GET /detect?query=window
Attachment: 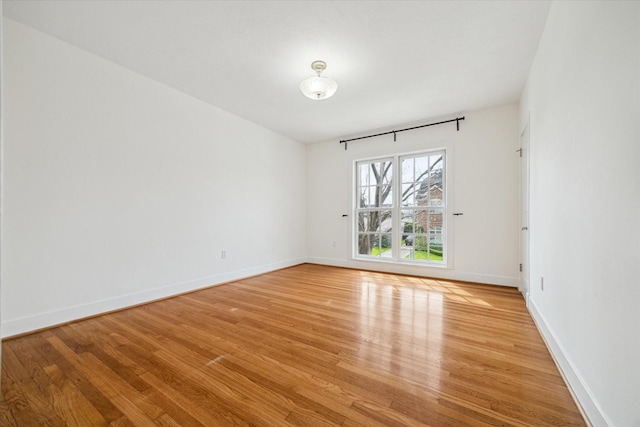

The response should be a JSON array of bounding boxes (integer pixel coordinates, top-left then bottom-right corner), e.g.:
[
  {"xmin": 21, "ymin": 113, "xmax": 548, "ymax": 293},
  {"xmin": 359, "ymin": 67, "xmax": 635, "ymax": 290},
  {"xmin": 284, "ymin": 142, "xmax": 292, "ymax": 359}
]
[
  {"xmin": 356, "ymin": 159, "xmax": 394, "ymax": 258},
  {"xmin": 355, "ymin": 151, "xmax": 446, "ymax": 265}
]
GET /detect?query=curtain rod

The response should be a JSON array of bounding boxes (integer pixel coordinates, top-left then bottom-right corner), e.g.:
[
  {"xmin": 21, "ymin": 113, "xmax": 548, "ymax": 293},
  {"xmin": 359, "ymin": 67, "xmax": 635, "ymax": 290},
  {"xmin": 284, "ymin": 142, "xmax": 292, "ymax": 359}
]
[{"xmin": 339, "ymin": 116, "xmax": 465, "ymax": 150}]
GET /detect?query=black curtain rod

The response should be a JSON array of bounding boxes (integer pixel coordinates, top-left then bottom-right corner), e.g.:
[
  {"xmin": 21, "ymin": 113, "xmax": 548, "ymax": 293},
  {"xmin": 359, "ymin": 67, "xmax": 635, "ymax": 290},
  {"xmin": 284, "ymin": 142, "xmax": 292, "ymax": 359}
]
[{"xmin": 339, "ymin": 116, "xmax": 465, "ymax": 150}]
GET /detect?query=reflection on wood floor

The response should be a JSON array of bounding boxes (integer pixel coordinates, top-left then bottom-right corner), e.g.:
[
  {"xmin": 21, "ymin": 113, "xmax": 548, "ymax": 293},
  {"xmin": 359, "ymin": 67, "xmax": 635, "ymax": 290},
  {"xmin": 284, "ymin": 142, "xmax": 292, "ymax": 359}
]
[{"xmin": 1, "ymin": 264, "xmax": 585, "ymax": 426}]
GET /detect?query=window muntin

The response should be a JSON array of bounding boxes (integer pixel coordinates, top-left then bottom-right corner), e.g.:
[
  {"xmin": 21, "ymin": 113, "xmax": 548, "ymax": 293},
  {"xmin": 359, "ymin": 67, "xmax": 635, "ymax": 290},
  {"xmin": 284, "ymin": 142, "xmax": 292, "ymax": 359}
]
[{"xmin": 355, "ymin": 151, "xmax": 446, "ymax": 265}]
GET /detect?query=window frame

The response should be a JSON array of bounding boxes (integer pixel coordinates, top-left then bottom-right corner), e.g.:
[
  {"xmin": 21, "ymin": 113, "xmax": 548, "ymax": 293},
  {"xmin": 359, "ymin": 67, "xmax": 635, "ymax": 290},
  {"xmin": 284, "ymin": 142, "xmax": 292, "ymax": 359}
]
[{"xmin": 353, "ymin": 149, "xmax": 448, "ymax": 267}]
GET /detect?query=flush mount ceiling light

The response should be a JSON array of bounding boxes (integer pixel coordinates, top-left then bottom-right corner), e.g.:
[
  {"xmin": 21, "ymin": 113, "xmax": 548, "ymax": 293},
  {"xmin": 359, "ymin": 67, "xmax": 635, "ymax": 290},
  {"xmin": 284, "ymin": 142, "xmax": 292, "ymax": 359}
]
[{"xmin": 300, "ymin": 60, "xmax": 337, "ymax": 100}]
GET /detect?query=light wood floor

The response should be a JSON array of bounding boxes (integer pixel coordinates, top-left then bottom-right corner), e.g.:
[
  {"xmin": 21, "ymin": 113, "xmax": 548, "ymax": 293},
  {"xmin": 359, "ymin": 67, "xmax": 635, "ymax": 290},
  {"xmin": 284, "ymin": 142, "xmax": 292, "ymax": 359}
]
[{"xmin": 1, "ymin": 264, "xmax": 585, "ymax": 426}]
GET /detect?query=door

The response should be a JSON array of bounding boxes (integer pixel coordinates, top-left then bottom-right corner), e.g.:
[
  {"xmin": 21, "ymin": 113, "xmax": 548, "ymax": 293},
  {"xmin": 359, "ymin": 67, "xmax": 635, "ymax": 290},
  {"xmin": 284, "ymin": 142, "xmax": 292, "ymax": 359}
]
[{"xmin": 519, "ymin": 124, "xmax": 530, "ymax": 300}]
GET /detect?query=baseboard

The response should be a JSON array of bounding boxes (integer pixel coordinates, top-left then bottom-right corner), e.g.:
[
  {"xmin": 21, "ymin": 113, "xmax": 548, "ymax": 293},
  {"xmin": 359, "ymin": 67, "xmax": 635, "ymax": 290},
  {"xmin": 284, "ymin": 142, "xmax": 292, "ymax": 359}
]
[
  {"xmin": 1, "ymin": 257, "xmax": 306, "ymax": 338},
  {"xmin": 527, "ymin": 300, "xmax": 610, "ymax": 427},
  {"xmin": 306, "ymin": 256, "xmax": 519, "ymax": 287}
]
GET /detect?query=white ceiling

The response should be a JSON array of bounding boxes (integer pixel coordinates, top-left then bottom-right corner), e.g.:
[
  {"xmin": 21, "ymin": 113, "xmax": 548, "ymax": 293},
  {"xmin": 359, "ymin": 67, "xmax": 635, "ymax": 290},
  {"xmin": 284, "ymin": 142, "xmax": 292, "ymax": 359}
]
[{"xmin": 3, "ymin": 0, "xmax": 551, "ymax": 143}]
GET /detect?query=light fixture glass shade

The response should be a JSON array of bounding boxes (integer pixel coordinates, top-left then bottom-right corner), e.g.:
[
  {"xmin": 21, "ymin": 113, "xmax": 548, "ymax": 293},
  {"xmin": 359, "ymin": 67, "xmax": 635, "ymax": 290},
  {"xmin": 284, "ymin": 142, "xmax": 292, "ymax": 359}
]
[
  {"xmin": 300, "ymin": 60, "xmax": 337, "ymax": 100},
  {"xmin": 300, "ymin": 76, "xmax": 338, "ymax": 100}
]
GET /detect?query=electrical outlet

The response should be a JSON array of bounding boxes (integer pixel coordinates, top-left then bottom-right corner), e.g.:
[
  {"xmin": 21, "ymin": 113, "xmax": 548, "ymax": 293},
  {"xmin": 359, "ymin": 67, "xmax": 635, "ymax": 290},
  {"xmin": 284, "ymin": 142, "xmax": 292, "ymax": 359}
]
[
  {"xmin": 221, "ymin": 250, "xmax": 227, "ymax": 259},
  {"xmin": 540, "ymin": 276, "xmax": 544, "ymax": 291},
  {"xmin": 332, "ymin": 241, "xmax": 336, "ymax": 247}
]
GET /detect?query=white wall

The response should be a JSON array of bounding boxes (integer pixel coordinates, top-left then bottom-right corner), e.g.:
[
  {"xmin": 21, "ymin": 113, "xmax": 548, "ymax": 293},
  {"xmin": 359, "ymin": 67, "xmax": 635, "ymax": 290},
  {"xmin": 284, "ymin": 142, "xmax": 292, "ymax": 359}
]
[
  {"xmin": 1, "ymin": 18, "xmax": 307, "ymax": 337},
  {"xmin": 306, "ymin": 104, "xmax": 520, "ymax": 286},
  {"xmin": 0, "ymin": 1, "xmax": 4, "ymax": 369},
  {"xmin": 520, "ymin": 2, "xmax": 640, "ymax": 426}
]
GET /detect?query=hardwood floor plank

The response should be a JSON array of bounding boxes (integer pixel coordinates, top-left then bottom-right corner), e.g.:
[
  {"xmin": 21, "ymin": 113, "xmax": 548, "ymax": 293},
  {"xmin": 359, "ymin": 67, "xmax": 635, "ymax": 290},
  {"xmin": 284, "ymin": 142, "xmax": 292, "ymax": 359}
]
[
  {"xmin": 1, "ymin": 345, "xmax": 65, "ymax": 426},
  {"xmin": 154, "ymin": 413, "xmax": 184, "ymax": 427},
  {"xmin": 138, "ymin": 371, "xmax": 239, "ymax": 427},
  {"xmin": 150, "ymin": 348, "xmax": 290, "ymax": 426},
  {"xmin": 47, "ymin": 336, "xmax": 158, "ymax": 426},
  {"xmin": 106, "ymin": 343, "xmax": 252, "ymax": 426},
  {"xmin": 33, "ymin": 331, "xmax": 124, "ymax": 424},
  {"xmin": 42, "ymin": 364, "xmax": 108, "ymax": 427},
  {"xmin": 1, "ymin": 264, "xmax": 586, "ymax": 426},
  {"xmin": 147, "ymin": 320, "xmax": 396, "ymax": 426}
]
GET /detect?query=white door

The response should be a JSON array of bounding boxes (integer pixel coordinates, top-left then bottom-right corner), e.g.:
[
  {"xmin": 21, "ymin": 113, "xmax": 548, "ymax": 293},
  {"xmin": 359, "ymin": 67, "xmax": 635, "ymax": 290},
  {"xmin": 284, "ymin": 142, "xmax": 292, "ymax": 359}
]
[{"xmin": 519, "ymin": 124, "xmax": 530, "ymax": 301}]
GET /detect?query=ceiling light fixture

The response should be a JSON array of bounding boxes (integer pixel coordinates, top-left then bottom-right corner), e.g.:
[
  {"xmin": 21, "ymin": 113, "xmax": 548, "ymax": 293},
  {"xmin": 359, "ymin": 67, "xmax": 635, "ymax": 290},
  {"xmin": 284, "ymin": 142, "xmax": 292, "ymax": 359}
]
[{"xmin": 300, "ymin": 60, "xmax": 337, "ymax": 100}]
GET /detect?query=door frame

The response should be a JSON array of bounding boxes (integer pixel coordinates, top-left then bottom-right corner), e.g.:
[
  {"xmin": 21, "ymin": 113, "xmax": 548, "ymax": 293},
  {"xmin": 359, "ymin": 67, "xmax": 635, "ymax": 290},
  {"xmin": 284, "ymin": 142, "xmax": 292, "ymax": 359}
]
[{"xmin": 519, "ymin": 122, "xmax": 530, "ymax": 302}]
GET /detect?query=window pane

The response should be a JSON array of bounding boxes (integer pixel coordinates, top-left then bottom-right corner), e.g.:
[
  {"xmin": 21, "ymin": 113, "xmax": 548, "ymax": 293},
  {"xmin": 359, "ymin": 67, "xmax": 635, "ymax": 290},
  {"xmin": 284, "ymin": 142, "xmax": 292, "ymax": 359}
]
[
  {"xmin": 415, "ymin": 181, "xmax": 429, "ymax": 206},
  {"xmin": 370, "ymin": 162, "xmax": 382, "ymax": 187},
  {"xmin": 428, "ymin": 156, "xmax": 444, "ymax": 206},
  {"xmin": 401, "ymin": 241, "xmax": 414, "ymax": 259},
  {"xmin": 379, "ymin": 162, "xmax": 393, "ymax": 207},
  {"xmin": 371, "ymin": 234, "xmax": 381, "ymax": 257},
  {"xmin": 368, "ymin": 186, "xmax": 377, "ymax": 207},
  {"xmin": 401, "ymin": 158, "xmax": 414, "ymax": 183},
  {"xmin": 358, "ymin": 186, "xmax": 380, "ymax": 208},
  {"xmin": 430, "ymin": 154, "xmax": 443, "ymax": 171},
  {"xmin": 415, "ymin": 156, "xmax": 429, "ymax": 181},
  {"xmin": 429, "ymin": 208, "xmax": 443, "ymax": 232},
  {"xmin": 368, "ymin": 210, "xmax": 380, "ymax": 232},
  {"xmin": 401, "ymin": 182, "xmax": 417, "ymax": 206},
  {"xmin": 400, "ymin": 209, "xmax": 414, "ymax": 233},
  {"xmin": 358, "ymin": 163, "xmax": 370, "ymax": 186},
  {"xmin": 357, "ymin": 212, "xmax": 369, "ymax": 232},
  {"xmin": 379, "ymin": 161, "xmax": 393, "ymax": 181},
  {"xmin": 371, "ymin": 233, "xmax": 391, "ymax": 257},
  {"xmin": 378, "ymin": 210, "xmax": 393, "ymax": 232},
  {"xmin": 357, "ymin": 187, "xmax": 368, "ymax": 208},
  {"xmin": 414, "ymin": 235, "xmax": 428, "ymax": 252},
  {"xmin": 381, "ymin": 183, "xmax": 393, "ymax": 206},
  {"xmin": 412, "ymin": 235, "xmax": 429, "ymax": 260},
  {"xmin": 380, "ymin": 233, "xmax": 392, "ymax": 253},
  {"xmin": 358, "ymin": 234, "xmax": 371, "ymax": 255},
  {"xmin": 415, "ymin": 209, "xmax": 428, "ymax": 233},
  {"xmin": 429, "ymin": 185, "xmax": 443, "ymax": 206},
  {"xmin": 361, "ymin": 210, "xmax": 392, "ymax": 233}
]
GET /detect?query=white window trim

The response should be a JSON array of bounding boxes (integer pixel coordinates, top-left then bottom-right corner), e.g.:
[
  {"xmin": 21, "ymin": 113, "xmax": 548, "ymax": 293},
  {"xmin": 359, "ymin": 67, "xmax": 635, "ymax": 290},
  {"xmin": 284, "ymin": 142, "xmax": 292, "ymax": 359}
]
[{"xmin": 352, "ymin": 149, "xmax": 449, "ymax": 267}]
